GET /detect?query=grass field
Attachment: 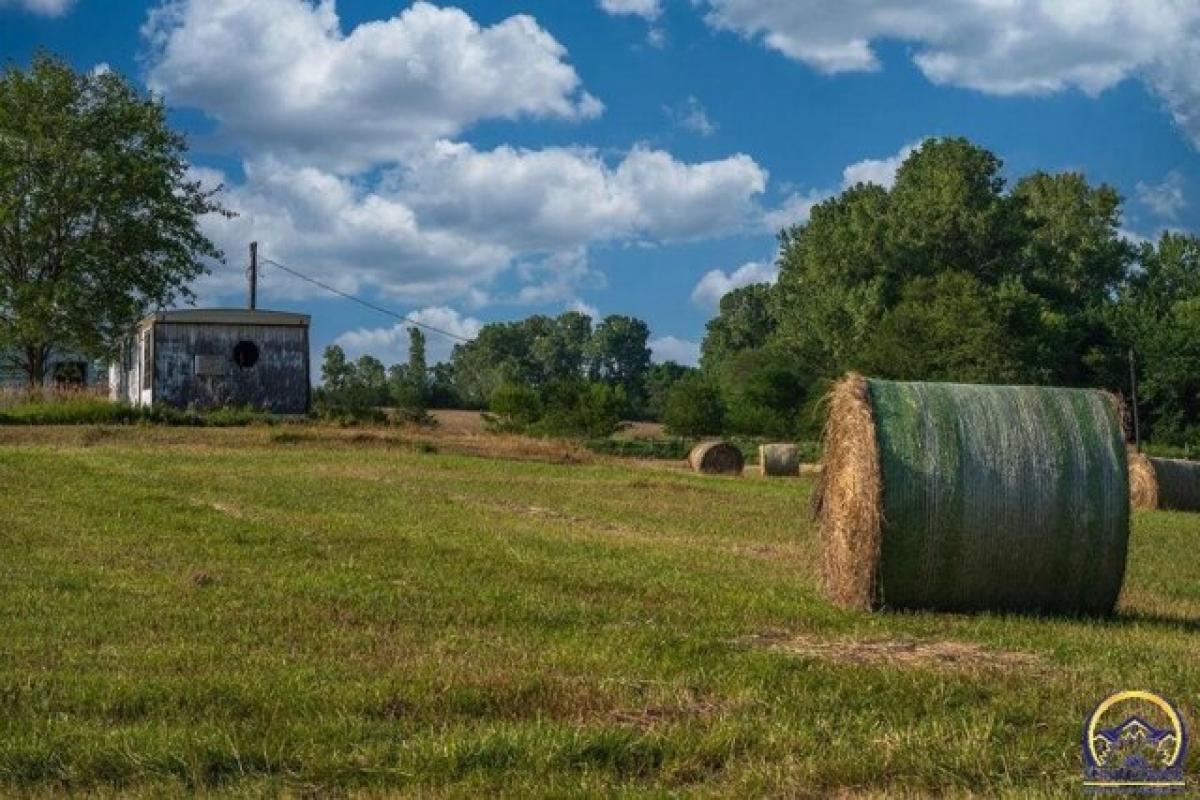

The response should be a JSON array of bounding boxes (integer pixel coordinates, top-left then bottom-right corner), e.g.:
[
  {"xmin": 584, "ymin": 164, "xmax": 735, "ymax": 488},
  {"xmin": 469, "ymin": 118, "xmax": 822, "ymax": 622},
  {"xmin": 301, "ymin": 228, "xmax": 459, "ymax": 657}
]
[{"xmin": 1, "ymin": 425, "xmax": 1198, "ymax": 797}]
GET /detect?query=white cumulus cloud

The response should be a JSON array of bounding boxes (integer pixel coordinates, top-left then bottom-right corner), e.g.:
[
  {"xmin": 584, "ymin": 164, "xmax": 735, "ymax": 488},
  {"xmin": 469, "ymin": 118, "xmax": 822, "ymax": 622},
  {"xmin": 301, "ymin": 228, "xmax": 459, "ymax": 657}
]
[
  {"xmin": 192, "ymin": 142, "xmax": 768, "ymax": 307},
  {"xmin": 841, "ymin": 140, "xmax": 921, "ymax": 189},
  {"xmin": 699, "ymin": 1, "xmax": 1200, "ymax": 147},
  {"xmin": 0, "ymin": 0, "xmax": 72, "ymax": 15},
  {"xmin": 567, "ymin": 298, "xmax": 601, "ymax": 320},
  {"xmin": 333, "ymin": 307, "xmax": 483, "ymax": 366},
  {"xmin": 402, "ymin": 140, "xmax": 767, "ymax": 248},
  {"xmin": 764, "ymin": 139, "xmax": 922, "ymax": 231},
  {"xmin": 649, "ymin": 336, "xmax": 701, "ymax": 366},
  {"xmin": 666, "ymin": 96, "xmax": 717, "ymax": 137},
  {"xmin": 144, "ymin": 0, "xmax": 602, "ymax": 171},
  {"xmin": 1136, "ymin": 171, "xmax": 1187, "ymax": 221},
  {"xmin": 598, "ymin": 0, "xmax": 661, "ymax": 21},
  {"xmin": 691, "ymin": 261, "xmax": 778, "ymax": 309}
]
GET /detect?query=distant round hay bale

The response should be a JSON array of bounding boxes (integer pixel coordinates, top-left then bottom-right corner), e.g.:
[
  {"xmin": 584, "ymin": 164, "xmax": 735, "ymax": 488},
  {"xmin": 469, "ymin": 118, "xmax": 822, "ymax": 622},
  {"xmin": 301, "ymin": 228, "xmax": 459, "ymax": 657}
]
[
  {"xmin": 688, "ymin": 441, "xmax": 744, "ymax": 476},
  {"xmin": 1128, "ymin": 451, "xmax": 1159, "ymax": 511},
  {"xmin": 816, "ymin": 373, "xmax": 1130, "ymax": 615},
  {"xmin": 760, "ymin": 443, "xmax": 801, "ymax": 477},
  {"xmin": 1132, "ymin": 456, "xmax": 1200, "ymax": 511}
]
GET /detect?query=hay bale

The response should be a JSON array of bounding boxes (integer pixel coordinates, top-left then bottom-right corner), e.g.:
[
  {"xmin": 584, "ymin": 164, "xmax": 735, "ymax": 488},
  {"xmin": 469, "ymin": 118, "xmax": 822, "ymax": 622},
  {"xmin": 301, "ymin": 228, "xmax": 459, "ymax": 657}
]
[
  {"xmin": 688, "ymin": 441, "xmax": 744, "ymax": 476},
  {"xmin": 1135, "ymin": 456, "xmax": 1200, "ymax": 511},
  {"xmin": 816, "ymin": 374, "xmax": 1130, "ymax": 615},
  {"xmin": 760, "ymin": 443, "xmax": 802, "ymax": 477},
  {"xmin": 1128, "ymin": 450, "xmax": 1159, "ymax": 511}
]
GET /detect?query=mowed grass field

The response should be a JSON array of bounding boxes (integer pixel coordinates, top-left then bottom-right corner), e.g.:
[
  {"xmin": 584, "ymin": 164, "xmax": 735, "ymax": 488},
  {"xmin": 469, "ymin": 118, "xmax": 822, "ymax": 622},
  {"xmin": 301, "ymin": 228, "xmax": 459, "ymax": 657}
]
[{"xmin": 1, "ymin": 426, "xmax": 1199, "ymax": 797}]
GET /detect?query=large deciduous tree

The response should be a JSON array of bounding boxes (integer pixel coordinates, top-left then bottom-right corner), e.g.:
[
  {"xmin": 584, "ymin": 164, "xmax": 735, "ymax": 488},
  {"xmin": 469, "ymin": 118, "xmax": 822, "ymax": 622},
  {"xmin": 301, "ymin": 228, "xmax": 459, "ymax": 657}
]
[
  {"xmin": 0, "ymin": 54, "xmax": 226, "ymax": 384},
  {"xmin": 765, "ymin": 137, "xmax": 1134, "ymax": 391}
]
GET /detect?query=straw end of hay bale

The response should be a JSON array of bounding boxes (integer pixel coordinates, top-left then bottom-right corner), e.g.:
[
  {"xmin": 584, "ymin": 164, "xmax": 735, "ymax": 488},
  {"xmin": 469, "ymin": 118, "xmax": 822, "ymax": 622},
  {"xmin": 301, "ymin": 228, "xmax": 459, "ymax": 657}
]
[
  {"xmin": 816, "ymin": 373, "xmax": 882, "ymax": 611},
  {"xmin": 688, "ymin": 440, "xmax": 744, "ymax": 476},
  {"xmin": 1128, "ymin": 449, "xmax": 1159, "ymax": 511},
  {"xmin": 760, "ymin": 443, "xmax": 802, "ymax": 477}
]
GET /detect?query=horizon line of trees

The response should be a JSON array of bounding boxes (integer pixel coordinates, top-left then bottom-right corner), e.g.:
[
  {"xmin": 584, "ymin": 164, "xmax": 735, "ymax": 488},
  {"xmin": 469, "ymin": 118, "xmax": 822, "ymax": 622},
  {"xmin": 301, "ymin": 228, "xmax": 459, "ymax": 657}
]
[
  {"xmin": 323, "ymin": 138, "xmax": 1200, "ymax": 447},
  {"xmin": 4, "ymin": 55, "xmax": 1199, "ymax": 447}
]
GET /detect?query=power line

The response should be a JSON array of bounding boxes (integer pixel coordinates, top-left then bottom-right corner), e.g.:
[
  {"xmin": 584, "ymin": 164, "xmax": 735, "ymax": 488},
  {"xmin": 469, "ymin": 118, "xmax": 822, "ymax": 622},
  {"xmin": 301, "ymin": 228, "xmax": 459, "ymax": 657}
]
[{"xmin": 256, "ymin": 255, "xmax": 473, "ymax": 344}]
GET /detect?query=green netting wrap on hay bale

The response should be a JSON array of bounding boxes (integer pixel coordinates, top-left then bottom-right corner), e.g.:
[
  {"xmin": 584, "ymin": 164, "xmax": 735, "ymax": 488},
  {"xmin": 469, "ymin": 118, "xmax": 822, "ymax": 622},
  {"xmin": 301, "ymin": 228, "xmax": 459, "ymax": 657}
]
[
  {"xmin": 760, "ymin": 443, "xmax": 801, "ymax": 477},
  {"xmin": 817, "ymin": 374, "xmax": 1130, "ymax": 615},
  {"xmin": 1133, "ymin": 456, "xmax": 1200, "ymax": 511}
]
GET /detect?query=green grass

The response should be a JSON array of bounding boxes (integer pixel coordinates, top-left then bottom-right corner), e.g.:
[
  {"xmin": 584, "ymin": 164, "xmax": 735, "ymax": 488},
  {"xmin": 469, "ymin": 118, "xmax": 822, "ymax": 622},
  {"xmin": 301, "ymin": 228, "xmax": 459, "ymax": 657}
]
[
  {"xmin": 0, "ymin": 426, "xmax": 1198, "ymax": 796},
  {"xmin": 0, "ymin": 398, "xmax": 279, "ymax": 427},
  {"xmin": 587, "ymin": 436, "xmax": 821, "ymax": 464}
]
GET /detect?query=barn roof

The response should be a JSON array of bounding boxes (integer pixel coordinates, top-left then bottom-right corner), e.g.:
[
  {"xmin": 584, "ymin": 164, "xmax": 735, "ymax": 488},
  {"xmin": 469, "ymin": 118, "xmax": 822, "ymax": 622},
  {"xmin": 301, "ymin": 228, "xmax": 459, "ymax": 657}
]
[{"xmin": 138, "ymin": 309, "xmax": 311, "ymax": 328}]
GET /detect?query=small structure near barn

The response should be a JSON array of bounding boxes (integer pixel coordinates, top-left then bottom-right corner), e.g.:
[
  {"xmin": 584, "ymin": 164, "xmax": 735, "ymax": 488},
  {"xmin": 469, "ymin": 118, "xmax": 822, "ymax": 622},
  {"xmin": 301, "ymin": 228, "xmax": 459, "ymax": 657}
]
[
  {"xmin": 1, "ymin": 349, "xmax": 103, "ymax": 389},
  {"xmin": 109, "ymin": 308, "xmax": 311, "ymax": 414}
]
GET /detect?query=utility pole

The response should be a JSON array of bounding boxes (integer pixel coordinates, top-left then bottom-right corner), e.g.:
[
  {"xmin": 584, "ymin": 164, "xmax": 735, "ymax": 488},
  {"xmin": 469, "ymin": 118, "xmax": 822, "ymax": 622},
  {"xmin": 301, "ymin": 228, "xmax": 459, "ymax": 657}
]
[
  {"xmin": 1129, "ymin": 348, "xmax": 1141, "ymax": 452},
  {"xmin": 248, "ymin": 241, "xmax": 258, "ymax": 311}
]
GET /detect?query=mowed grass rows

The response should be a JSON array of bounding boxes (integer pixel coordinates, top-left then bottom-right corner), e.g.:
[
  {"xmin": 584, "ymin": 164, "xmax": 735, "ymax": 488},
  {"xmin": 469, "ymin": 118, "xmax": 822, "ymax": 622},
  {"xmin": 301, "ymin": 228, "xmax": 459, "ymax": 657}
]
[{"xmin": 0, "ymin": 427, "xmax": 1198, "ymax": 797}]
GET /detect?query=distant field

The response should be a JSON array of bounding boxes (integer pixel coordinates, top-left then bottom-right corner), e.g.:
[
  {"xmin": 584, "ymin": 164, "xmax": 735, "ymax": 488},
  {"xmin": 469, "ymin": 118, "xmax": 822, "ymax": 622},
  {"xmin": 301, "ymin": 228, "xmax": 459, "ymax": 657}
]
[
  {"xmin": 428, "ymin": 409, "xmax": 670, "ymax": 442},
  {"xmin": 0, "ymin": 425, "xmax": 1198, "ymax": 796}
]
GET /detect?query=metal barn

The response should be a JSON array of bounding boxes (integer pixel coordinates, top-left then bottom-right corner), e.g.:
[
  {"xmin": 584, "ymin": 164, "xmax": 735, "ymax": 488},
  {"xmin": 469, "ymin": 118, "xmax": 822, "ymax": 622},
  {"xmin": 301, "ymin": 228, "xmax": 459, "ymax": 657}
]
[{"xmin": 109, "ymin": 309, "xmax": 311, "ymax": 414}]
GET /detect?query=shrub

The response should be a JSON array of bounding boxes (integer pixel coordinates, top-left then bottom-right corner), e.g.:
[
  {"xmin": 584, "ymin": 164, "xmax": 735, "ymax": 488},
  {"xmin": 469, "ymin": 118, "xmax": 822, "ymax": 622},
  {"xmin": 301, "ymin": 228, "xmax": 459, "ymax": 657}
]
[
  {"xmin": 663, "ymin": 376, "xmax": 724, "ymax": 436},
  {"xmin": 0, "ymin": 393, "xmax": 278, "ymax": 427},
  {"xmin": 484, "ymin": 383, "xmax": 543, "ymax": 433},
  {"xmin": 485, "ymin": 380, "xmax": 625, "ymax": 438}
]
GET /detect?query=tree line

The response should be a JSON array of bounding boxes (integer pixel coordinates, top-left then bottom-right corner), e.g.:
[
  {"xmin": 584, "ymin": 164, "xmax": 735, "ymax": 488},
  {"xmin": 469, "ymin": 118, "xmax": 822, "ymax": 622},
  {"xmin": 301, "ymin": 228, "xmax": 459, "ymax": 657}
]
[
  {"xmin": 4, "ymin": 58, "xmax": 1199, "ymax": 446},
  {"xmin": 701, "ymin": 137, "xmax": 1200, "ymax": 445},
  {"xmin": 322, "ymin": 138, "xmax": 1200, "ymax": 446}
]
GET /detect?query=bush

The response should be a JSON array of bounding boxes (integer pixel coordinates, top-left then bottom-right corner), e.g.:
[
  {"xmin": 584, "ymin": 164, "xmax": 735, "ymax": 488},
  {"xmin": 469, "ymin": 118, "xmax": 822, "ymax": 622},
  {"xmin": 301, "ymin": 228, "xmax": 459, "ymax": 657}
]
[
  {"xmin": 485, "ymin": 380, "xmax": 625, "ymax": 438},
  {"xmin": 663, "ymin": 376, "xmax": 724, "ymax": 436},
  {"xmin": 585, "ymin": 437, "xmax": 693, "ymax": 459},
  {"xmin": 0, "ymin": 397, "xmax": 277, "ymax": 427},
  {"xmin": 484, "ymin": 383, "xmax": 543, "ymax": 432}
]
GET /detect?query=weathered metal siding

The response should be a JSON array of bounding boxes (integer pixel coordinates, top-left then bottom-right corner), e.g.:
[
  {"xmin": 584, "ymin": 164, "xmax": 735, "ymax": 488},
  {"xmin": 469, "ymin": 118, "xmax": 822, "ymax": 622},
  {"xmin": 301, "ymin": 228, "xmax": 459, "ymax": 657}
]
[{"xmin": 153, "ymin": 323, "xmax": 310, "ymax": 413}]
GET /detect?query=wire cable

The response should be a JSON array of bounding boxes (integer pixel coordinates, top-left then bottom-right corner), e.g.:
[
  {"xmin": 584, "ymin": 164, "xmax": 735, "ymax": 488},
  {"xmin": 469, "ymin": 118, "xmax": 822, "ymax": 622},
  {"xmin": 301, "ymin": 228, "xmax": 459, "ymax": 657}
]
[{"xmin": 256, "ymin": 256, "xmax": 473, "ymax": 343}]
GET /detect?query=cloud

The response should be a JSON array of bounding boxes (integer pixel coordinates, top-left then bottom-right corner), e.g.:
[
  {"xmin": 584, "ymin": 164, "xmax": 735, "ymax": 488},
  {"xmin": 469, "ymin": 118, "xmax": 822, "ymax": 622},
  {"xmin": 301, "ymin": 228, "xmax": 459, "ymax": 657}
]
[
  {"xmin": 567, "ymin": 298, "xmax": 601, "ymax": 320},
  {"xmin": 763, "ymin": 189, "xmax": 825, "ymax": 231},
  {"xmin": 144, "ymin": 0, "xmax": 602, "ymax": 170},
  {"xmin": 598, "ymin": 0, "xmax": 661, "ymax": 21},
  {"xmin": 189, "ymin": 159, "xmax": 513, "ymax": 306},
  {"xmin": 649, "ymin": 336, "xmax": 700, "ymax": 366},
  {"xmin": 333, "ymin": 307, "xmax": 482, "ymax": 366},
  {"xmin": 403, "ymin": 141, "xmax": 767, "ymax": 248},
  {"xmin": 666, "ymin": 96, "xmax": 717, "ymax": 137},
  {"xmin": 691, "ymin": 261, "xmax": 778, "ymax": 309},
  {"xmin": 763, "ymin": 139, "xmax": 923, "ymax": 231},
  {"xmin": 698, "ymin": 1, "xmax": 1200, "ymax": 147},
  {"xmin": 841, "ymin": 141, "xmax": 920, "ymax": 189},
  {"xmin": 0, "ymin": 0, "xmax": 72, "ymax": 15},
  {"xmin": 192, "ymin": 142, "xmax": 767, "ymax": 307},
  {"xmin": 1136, "ymin": 171, "xmax": 1187, "ymax": 221}
]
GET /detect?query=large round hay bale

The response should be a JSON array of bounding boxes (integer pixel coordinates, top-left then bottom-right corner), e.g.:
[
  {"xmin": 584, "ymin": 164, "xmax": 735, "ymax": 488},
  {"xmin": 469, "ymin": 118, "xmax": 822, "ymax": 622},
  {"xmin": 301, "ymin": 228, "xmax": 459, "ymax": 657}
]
[
  {"xmin": 1137, "ymin": 456, "xmax": 1200, "ymax": 511},
  {"xmin": 760, "ymin": 443, "xmax": 802, "ymax": 477},
  {"xmin": 688, "ymin": 441, "xmax": 744, "ymax": 476},
  {"xmin": 1128, "ymin": 451, "xmax": 1159, "ymax": 511},
  {"xmin": 817, "ymin": 373, "xmax": 1130, "ymax": 615}
]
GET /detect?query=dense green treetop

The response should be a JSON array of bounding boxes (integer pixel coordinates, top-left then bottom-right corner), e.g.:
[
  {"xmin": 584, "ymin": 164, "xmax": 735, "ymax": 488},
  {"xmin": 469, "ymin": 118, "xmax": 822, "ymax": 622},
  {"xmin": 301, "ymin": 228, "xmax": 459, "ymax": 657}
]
[{"xmin": 0, "ymin": 54, "xmax": 226, "ymax": 383}]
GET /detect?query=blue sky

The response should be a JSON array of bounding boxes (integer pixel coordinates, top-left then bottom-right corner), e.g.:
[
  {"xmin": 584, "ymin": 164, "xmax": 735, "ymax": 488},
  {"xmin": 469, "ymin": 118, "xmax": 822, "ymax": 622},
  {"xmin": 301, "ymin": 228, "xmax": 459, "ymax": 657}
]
[{"xmin": 3, "ymin": 0, "xmax": 1199, "ymax": 367}]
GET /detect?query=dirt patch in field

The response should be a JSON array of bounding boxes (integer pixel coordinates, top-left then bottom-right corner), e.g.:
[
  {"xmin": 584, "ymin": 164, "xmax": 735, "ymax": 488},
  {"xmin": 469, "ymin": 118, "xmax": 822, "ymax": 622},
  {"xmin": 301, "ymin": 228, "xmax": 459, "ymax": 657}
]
[
  {"xmin": 739, "ymin": 632, "xmax": 1040, "ymax": 671},
  {"xmin": 608, "ymin": 700, "xmax": 724, "ymax": 730},
  {"xmin": 612, "ymin": 420, "xmax": 667, "ymax": 440}
]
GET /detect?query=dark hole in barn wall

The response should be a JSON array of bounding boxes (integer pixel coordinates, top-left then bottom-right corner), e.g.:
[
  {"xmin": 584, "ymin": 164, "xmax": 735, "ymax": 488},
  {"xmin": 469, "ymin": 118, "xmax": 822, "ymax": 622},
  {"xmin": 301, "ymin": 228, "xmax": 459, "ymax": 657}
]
[
  {"xmin": 154, "ymin": 323, "xmax": 309, "ymax": 413},
  {"xmin": 233, "ymin": 341, "xmax": 260, "ymax": 369}
]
